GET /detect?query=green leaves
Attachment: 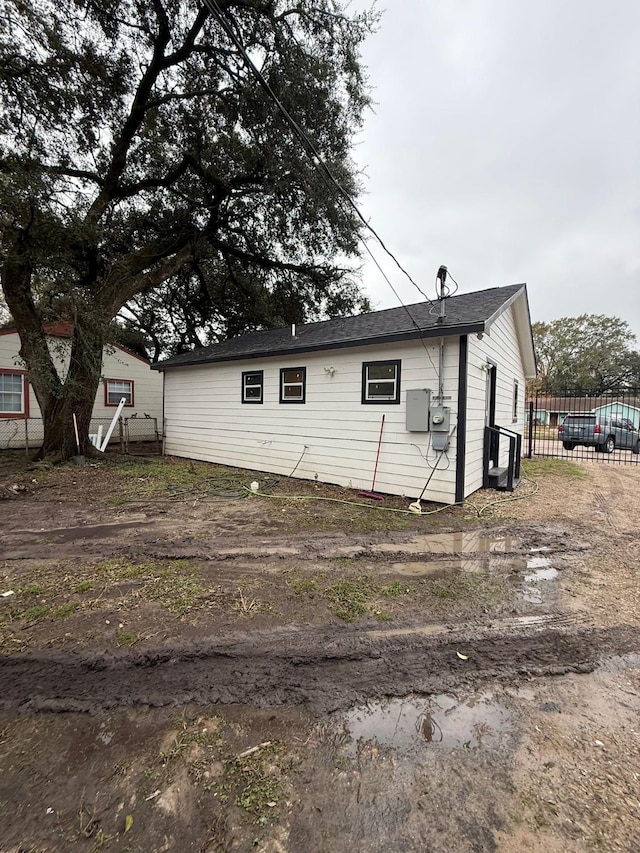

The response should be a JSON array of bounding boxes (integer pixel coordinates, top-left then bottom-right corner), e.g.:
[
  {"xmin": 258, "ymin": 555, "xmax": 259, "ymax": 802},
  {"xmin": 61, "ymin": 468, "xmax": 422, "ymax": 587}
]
[
  {"xmin": 533, "ymin": 315, "xmax": 639, "ymax": 393},
  {"xmin": 1, "ymin": 1, "xmax": 375, "ymax": 455}
]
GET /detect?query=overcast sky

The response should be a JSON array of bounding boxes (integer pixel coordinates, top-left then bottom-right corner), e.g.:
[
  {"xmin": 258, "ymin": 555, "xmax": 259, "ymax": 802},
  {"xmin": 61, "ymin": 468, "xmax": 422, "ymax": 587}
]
[{"xmin": 349, "ymin": 0, "xmax": 640, "ymax": 341}]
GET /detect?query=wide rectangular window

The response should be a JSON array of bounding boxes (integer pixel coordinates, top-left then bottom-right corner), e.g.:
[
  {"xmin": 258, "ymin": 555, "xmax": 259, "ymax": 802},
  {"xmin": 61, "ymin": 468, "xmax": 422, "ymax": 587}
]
[
  {"xmin": 362, "ymin": 360, "xmax": 401, "ymax": 404},
  {"xmin": 105, "ymin": 379, "xmax": 134, "ymax": 407},
  {"xmin": 242, "ymin": 370, "xmax": 263, "ymax": 403},
  {"xmin": 280, "ymin": 367, "xmax": 306, "ymax": 403},
  {"xmin": 0, "ymin": 370, "xmax": 27, "ymax": 416},
  {"xmin": 512, "ymin": 379, "xmax": 519, "ymax": 422}
]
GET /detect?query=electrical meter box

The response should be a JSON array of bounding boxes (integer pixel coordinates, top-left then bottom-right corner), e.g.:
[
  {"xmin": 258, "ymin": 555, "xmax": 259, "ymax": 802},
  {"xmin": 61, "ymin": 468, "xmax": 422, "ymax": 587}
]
[
  {"xmin": 429, "ymin": 406, "xmax": 450, "ymax": 432},
  {"xmin": 429, "ymin": 406, "xmax": 451, "ymax": 451},
  {"xmin": 405, "ymin": 388, "xmax": 431, "ymax": 432}
]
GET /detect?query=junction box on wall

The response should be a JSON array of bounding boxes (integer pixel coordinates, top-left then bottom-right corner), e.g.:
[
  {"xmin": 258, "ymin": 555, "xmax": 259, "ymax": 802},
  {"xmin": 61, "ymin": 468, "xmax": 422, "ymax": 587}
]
[{"xmin": 405, "ymin": 388, "xmax": 432, "ymax": 431}]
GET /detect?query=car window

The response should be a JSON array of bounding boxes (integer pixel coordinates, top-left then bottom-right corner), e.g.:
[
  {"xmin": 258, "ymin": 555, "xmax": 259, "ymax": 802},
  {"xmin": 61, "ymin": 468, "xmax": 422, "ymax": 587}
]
[{"xmin": 565, "ymin": 415, "xmax": 595, "ymax": 423}]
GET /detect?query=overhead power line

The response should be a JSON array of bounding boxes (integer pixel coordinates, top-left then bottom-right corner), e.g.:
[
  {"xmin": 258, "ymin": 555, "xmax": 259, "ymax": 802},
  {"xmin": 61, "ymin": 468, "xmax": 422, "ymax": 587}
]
[{"xmin": 201, "ymin": 0, "xmax": 435, "ymax": 309}]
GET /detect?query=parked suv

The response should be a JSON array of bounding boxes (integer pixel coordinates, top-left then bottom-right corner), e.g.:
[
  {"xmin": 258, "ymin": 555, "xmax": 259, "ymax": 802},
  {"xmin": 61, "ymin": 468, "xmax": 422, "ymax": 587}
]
[{"xmin": 558, "ymin": 413, "xmax": 640, "ymax": 454}]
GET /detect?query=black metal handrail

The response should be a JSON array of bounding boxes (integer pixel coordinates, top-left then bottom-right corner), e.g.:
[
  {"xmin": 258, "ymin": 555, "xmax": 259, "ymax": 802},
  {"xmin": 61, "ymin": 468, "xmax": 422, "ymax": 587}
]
[{"xmin": 483, "ymin": 425, "xmax": 522, "ymax": 491}]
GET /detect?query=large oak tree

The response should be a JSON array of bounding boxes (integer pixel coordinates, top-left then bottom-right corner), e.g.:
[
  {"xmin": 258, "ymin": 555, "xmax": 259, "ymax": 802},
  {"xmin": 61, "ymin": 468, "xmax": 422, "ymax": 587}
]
[
  {"xmin": 0, "ymin": 0, "xmax": 375, "ymax": 457},
  {"xmin": 532, "ymin": 315, "xmax": 639, "ymax": 394}
]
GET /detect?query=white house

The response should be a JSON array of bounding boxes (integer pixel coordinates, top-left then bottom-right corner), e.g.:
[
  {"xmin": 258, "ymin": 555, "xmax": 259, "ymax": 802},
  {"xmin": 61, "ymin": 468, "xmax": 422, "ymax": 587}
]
[
  {"xmin": 0, "ymin": 323, "xmax": 163, "ymax": 449},
  {"xmin": 153, "ymin": 284, "xmax": 537, "ymax": 504}
]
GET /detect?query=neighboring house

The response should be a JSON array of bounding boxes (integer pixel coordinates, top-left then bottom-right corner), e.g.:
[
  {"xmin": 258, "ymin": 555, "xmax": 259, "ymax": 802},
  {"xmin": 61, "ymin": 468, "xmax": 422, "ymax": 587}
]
[
  {"xmin": 153, "ymin": 284, "xmax": 536, "ymax": 504},
  {"xmin": 593, "ymin": 401, "xmax": 640, "ymax": 430},
  {"xmin": 0, "ymin": 323, "xmax": 163, "ymax": 448},
  {"xmin": 527, "ymin": 396, "xmax": 640, "ymax": 429},
  {"xmin": 525, "ymin": 397, "xmax": 586, "ymax": 427}
]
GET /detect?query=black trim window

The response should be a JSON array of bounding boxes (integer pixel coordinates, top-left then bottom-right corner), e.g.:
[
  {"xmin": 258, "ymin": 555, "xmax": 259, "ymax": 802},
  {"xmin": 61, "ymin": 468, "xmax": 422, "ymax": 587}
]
[
  {"xmin": 242, "ymin": 371, "xmax": 263, "ymax": 403},
  {"xmin": 512, "ymin": 379, "xmax": 519, "ymax": 422},
  {"xmin": 362, "ymin": 360, "xmax": 401, "ymax": 404},
  {"xmin": 280, "ymin": 367, "xmax": 306, "ymax": 403}
]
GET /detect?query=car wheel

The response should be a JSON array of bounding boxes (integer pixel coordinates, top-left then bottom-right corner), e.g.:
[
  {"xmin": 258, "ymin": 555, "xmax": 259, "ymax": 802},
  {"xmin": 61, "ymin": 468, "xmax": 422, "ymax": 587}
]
[
  {"xmin": 562, "ymin": 442, "xmax": 575, "ymax": 450},
  {"xmin": 604, "ymin": 436, "xmax": 615, "ymax": 453},
  {"xmin": 633, "ymin": 441, "xmax": 640, "ymax": 455}
]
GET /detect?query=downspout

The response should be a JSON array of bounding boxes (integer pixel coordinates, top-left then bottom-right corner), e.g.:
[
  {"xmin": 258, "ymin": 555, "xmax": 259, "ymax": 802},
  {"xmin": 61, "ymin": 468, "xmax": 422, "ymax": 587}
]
[
  {"xmin": 161, "ymin": 369, "xmax": 166, "ymax": 456},
  {"xmin": 454, "ymin": 335, "xmax": 468, "ymax": 503}
]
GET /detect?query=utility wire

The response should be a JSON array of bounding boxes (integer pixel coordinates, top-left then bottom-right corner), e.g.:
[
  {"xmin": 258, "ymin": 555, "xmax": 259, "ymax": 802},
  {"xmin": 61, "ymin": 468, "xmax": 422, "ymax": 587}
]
[
  {"xmin": 359, "ymin": 236, "xmax": 439, "ymax": 373},
  {"xmin": 202, "ymin": 0, "xmax": 435, "ymax": 309}
]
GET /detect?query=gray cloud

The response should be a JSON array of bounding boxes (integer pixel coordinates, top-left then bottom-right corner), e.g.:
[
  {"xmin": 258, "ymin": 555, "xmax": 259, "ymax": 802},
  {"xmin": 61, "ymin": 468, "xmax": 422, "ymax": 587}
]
[{"xmin": 350, "ymin": 0, "xmax": 640, "ymax": 340}]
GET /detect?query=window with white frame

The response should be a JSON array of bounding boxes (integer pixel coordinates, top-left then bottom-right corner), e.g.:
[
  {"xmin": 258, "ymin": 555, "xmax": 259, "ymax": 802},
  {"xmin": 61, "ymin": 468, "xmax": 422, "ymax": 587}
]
[
  {"xmin": 362, "ymin": 360, "xmax": 401, "ymax": 404},
  {"xmin": 242, "ymin": 371, "xmax": 263, "ymax": 403},
  {"xmin": 512, "ymin": 379, "xmax": 519, "ymax": 422},
  {"xmin": 0, "ymin": 371, "xmax": 26, "ymax": 416},
  {"xmin": 105, "ymin": 378, "xmax": 134, "ymax": 406},
  {"xmin": 280, "ymin": 367, "xmax": 306, "ymax": 403}
]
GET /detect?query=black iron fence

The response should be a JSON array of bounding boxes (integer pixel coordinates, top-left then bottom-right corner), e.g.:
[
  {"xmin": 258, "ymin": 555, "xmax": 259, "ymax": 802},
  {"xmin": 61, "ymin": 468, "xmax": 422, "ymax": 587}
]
[{"xmin": 526, "ymin": 388, "xmax": 640, "ymax": 465}]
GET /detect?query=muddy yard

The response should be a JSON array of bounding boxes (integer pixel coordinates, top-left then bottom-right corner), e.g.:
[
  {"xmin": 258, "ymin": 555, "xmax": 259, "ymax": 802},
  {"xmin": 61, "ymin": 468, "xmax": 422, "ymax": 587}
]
[{"xmin": 0, "ymin": 454, "xmax": 639, "ymax": 852}]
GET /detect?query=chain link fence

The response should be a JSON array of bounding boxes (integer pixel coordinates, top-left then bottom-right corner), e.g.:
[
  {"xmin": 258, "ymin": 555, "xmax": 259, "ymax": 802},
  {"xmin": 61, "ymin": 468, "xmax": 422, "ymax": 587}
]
[{"xmin": 0, "ymin": 415, "xmax": 161, "ymax": 455}]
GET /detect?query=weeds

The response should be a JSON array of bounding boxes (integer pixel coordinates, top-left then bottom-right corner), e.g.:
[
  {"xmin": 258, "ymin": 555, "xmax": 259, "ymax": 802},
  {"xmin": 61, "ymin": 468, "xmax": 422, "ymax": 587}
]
[
  {"xmin": 21, "ymin": 584, "xmax": 46, "ymax": 597},
  {"xmin": 522, "ymin": 458, "xmax": 585, "ymax": 479},
  {"xmin": 324, "ymin": 579, "xmax": 370, "ymax": 621},
  {"xmin": 323, "ymin": 576, "xmax": 413, "ymax": 622},
  {"xmin": 221, "ymin": 742, "xmax": 286, "ymax": 823},
  {"xmin": 53, "ymin": 602, "xmax": 80, "ymax": 619},
  {"xmin": 428, "ymin": 573, "xmax": 505, "ymax": 605},
  {"xmin": 116, "ymin": 631, "xmax": 140, "ymax": 647},
  {"xmin": 21, "ymin": 604, "xmax": 50, "ymax": 622},
  {"xmin": 144, "ymin": 573, "xmax": 205, "ymax": 614},
  {"xmin": 285, "ymin": 576, "xmax": 317, "ymax": 594},
  {"xmin": 231, "ymin": 584, "xmax": 274, "ymax": 617}
]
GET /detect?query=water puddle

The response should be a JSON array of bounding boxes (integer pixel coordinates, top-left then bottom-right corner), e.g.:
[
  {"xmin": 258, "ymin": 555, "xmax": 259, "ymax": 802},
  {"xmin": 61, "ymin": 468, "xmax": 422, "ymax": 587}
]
[
  {"xmin": 338, "ymin": 692, "xmax": 511, "ymax": 756},
  {"xmin": 391, "ymin": 555, "xmax": 527, "ymax": 577},
  {"xmin": 372, "ymin": 532, "xmax": 516, "ymax": 555},
  {"xmin": 522, "ymin": 555, "xmax": 559, "ymax": 603},
  {"xmin": 367, "ymin": 612, "xmax": 567, "ymax": 639},
  {"xmin": 23, "ymin": 520, "xmax": 155, "ymax": 542},
  {"xmin": 217, "ymin": 545, "xmax": 300, "ymax": 556}
]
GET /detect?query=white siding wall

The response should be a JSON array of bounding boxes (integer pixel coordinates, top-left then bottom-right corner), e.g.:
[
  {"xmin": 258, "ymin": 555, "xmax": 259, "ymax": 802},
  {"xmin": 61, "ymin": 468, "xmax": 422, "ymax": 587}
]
[
  {"xmin": 0, "ymin": 331, "xmax": 163, "ymax": 447},
  {"xmin": 164, "ymin": 339, "xmax": 462, "ymax": 503},
  {"xmin": 0, "ymin": 331, "xmax": 37, "ymax": 426},
  {"xmin": 464, "ymin": 306, "xmax": 526, "ymax": 496},
  {"xmin": 95, "ymin": 345, "xmax": 163, "ymax": 421}
]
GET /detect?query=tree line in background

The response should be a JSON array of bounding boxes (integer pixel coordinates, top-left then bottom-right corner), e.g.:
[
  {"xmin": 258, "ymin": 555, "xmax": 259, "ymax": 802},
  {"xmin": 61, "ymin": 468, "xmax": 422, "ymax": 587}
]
[{"xmin": 531, "ymin": 314, "xmax": 640, "ymax": 395}]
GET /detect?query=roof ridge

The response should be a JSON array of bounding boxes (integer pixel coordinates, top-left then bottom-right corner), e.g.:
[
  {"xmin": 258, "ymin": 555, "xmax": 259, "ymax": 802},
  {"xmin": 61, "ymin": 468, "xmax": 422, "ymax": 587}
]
[{"xmin": 154, "ymin": 283, "xmax": 527, "ymax": 371}]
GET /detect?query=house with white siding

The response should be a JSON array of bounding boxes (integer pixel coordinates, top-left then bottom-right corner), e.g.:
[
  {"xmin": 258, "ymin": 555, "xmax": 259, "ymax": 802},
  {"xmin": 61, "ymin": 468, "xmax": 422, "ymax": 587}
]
[
  {"xmin": 0, "ymin": 323, "xmax": 163, "ymax": 449},
  {"xmin": 153, "ymin": 284, "xmax": 536, "ymax": 504}
]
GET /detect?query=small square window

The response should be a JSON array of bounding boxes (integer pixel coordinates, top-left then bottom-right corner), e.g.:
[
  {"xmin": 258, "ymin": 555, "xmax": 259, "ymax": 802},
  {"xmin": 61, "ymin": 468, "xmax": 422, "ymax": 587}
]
[
  {"xmin": 242, "ymin": 371, "xmax": 263, "ymax": 403},
  {"xmin": 280, "ymin": 367, "xmax": 306, "ymax": 403},
  {"xmin": 105, "ymin": 379, "xmax": 134, "ymax": 407},
  {"xmin": 362, "ymin": 360, "xmax": 401, "ymax": 404},
  {"xmin": 0, "ymin": 371, "xmax": 27, "ymax": 416}
]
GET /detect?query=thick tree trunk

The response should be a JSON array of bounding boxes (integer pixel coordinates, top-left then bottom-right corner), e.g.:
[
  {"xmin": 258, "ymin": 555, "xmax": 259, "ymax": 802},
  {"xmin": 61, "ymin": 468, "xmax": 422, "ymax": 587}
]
[
  {"xmin": 2, "ymin": 229, "xmax": 107, "ymax": 460},
  {"xmin": 35, "ymin": 326, "xmax": 105, "ymax": 461}
]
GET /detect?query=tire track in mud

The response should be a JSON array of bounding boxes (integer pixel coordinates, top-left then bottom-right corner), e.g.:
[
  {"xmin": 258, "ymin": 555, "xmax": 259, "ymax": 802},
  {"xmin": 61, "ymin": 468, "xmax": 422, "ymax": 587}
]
[{"xmin": 1, "ymin": 624, "xmax": 638, "ymax": 715}]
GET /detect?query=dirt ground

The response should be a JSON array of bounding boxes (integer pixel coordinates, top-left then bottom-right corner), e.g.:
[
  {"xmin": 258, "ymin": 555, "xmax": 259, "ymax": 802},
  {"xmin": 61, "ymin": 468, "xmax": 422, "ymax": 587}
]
[{"xmin": 0, "ymin": 452, "xmax": 639, "ymax": 852}]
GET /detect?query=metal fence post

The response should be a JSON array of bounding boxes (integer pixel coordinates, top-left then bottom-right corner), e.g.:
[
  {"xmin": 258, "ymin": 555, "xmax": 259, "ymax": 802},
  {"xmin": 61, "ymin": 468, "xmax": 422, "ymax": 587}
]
[{"xmin": 527, "ymin": 400, "xmax": 534, "ymax": 458}]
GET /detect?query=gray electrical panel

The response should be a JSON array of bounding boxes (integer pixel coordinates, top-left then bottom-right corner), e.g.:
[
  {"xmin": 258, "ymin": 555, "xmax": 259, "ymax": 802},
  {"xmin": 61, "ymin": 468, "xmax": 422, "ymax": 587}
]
[{"xmin": 405, "ymin": 388, "xmax": 431, "ymax": 432}]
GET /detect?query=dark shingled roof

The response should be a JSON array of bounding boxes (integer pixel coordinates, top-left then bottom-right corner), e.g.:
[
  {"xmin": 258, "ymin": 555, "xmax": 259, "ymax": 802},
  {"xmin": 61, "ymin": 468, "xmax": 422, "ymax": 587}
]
[{"xmin": 153, "ymin": 283, "xmax": 526, "ymax": 370}]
